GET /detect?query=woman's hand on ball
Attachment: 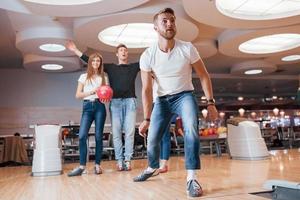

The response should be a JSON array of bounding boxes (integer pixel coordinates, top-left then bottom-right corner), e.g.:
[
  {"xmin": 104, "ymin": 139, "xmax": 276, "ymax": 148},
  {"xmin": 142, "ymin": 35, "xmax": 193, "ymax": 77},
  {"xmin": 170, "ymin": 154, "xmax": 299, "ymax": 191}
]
[{"xmin": 99, "ymin": 98, "xmax": 110, "ymax": 103}]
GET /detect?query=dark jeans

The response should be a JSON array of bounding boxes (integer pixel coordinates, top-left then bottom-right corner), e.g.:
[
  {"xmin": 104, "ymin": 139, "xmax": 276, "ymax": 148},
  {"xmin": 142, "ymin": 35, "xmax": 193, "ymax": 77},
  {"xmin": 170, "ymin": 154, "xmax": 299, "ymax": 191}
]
[{"xmin": 79, "ymin": 100, "xmax": 106, "ymax": 165}]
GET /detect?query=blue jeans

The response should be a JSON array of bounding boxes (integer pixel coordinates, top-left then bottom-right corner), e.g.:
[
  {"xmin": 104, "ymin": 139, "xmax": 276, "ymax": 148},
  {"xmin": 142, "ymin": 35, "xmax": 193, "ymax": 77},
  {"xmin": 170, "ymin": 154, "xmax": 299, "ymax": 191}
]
[
  {"xmin": 109, "ymin": 98, "xmax": 137, "ymax": 162},
  {"xmin": 79, "ymin": 100, "xmax": 106, "ymax": 165},
  {"xmin": 148, "ymin": 91, "xmax": 200, "ymax": 169},
  {"xmin": 160, "ymin": 124, "xmax": 171, "ymax": 160}
]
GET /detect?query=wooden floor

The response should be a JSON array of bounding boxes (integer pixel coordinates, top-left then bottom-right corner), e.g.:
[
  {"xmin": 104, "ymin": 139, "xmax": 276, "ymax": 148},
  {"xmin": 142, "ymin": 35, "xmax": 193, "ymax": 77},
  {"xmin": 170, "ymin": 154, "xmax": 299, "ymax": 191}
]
[{"xmin": 0, "ymin": 149, "xmax": 300, "ymax": 200}]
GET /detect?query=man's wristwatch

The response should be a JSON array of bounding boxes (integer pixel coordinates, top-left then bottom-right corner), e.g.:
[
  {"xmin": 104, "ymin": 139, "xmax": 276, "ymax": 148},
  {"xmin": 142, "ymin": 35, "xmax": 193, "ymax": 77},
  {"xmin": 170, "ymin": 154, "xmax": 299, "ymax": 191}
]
[
  {"xmin": 207, "ymin": 98, "xmax": 215, "ymax": 106},
  {"xmin": 144, "ymin": 118, "xmax": 151, "ymax": 122}
]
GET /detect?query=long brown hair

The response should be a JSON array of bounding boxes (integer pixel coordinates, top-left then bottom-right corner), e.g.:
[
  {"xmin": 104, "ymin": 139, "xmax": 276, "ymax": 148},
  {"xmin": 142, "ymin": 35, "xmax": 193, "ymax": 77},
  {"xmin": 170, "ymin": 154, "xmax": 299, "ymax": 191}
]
[{"xmin": 86, "ymin": 52, "xmax": 106, "ymax": 85}]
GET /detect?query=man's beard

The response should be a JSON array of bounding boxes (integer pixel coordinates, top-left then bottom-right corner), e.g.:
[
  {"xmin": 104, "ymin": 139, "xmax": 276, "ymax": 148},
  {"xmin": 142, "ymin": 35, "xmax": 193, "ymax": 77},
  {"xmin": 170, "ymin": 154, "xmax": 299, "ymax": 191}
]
[{"xmin": 159, "ymin": 29, "xmax": 176, "ymax": 40}]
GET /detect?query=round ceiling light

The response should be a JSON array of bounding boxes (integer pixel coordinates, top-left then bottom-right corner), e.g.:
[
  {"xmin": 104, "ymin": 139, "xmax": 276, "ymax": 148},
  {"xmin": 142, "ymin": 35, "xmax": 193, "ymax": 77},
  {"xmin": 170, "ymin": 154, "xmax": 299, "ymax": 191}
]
[
  {"xmin": 281, "ymin": 54, "xmax": 300, "ymax": 61},
  {"xmin": 231, "ymin": 60, "xmax": 276, "ymax": 75},
  {"xmin": 244, "ymin": 69, "xmax": 263, "ymax": 75},
  {"xmin": 98, "ymin": 23, "xmax": 157, "ymax": 48},
  {"xmin": 216, "ymin": 0, "xmax": 300, "ymax": 20},
  {"xmin": 41, "ymin": 64, "xmax": 63, "ymax": 70},
  {"xmin": 39, "ymin": 44, "xmax": 66, "ymax": 52},
  {"xmin": 24, "ymin": 0, "xmax": 104, "ymax": 6},
  {"xmin": 239, "ymin": 33, "xmax": 300, "ymax": 54},
  {"xmin": 237, "ymin": 96, "xmax": 244, "ymax": 101}
]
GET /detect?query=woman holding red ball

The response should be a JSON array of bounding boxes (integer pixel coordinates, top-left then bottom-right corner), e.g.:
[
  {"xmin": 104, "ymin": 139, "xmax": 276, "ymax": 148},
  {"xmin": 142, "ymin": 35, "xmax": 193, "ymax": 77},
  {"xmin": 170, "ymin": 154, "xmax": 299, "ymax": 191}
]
[{"xmin": 68, "ymin": 52, "xmax": 110, "ymax": 177}]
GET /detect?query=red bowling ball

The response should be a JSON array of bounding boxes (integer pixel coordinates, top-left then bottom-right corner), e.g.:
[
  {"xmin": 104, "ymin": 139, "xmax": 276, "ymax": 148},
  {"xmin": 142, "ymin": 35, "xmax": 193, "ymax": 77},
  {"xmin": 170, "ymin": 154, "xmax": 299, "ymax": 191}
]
[{"xmin": 96, "ymin": 85, "xmax": 113, "ymax": 101}]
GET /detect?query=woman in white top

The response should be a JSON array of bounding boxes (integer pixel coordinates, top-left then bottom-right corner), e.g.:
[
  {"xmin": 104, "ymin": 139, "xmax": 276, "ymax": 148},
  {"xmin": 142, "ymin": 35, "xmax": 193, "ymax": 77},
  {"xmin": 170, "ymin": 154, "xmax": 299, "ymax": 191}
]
[{"xmin": 68, "ymin": 52, "xmax": 109, "ymax": 176}]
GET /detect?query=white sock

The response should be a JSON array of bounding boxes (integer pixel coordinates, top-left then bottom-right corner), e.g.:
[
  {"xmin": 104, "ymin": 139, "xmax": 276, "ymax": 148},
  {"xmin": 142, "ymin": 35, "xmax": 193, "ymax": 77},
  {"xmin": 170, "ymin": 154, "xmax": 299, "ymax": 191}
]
[
  {"xmin": 159, "ymin": 160, "xmax": 168, "ymax": 168},
  {"xmin": 145, "ymin": 167, "xmax": 156, "ymax": 173},
  {"xmin": 79, "ymin": 165, "xmax": 85, "ymax": 169},
  {"xmin": 187, "ymin": 170, "xmax": 197, "ymax": 182}
]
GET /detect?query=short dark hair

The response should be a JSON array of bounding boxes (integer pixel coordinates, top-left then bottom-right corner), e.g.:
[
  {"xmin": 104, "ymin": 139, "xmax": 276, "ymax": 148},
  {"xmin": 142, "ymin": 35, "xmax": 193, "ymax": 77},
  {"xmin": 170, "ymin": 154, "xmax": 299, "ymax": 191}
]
[
  {"xmin": 116, "ymin": 44, "xmax": 127, "ymax": 52},
  {"xmin": 153, "ymin": 7, "xmax": 175, "ymax": 23}
]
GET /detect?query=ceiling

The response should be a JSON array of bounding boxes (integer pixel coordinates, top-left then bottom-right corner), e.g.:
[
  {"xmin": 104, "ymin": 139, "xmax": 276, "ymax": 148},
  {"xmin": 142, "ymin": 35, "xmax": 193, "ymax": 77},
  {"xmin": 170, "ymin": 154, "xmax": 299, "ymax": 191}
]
[{"xmin": 0, "ymin": 0, "xmax": 299, "ymax": 109}]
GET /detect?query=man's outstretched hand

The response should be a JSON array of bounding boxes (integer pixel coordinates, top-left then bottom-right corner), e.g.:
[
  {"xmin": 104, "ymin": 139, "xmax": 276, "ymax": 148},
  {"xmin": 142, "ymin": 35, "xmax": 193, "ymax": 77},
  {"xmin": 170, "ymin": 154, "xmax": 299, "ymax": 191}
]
[{"xmin": 65, "ymin": 40, "xmax": 77, "ymax": 52}]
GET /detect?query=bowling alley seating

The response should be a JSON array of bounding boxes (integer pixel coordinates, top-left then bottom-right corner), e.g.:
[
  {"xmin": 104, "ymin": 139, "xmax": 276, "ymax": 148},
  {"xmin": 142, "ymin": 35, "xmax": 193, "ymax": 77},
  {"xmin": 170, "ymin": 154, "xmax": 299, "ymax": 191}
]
[
  {"xmin": 0, "ymin": 136, "xmax": 29, "ymax": 166},
  {"xmin": 133, "ymin": 128, "xmax": 147, "ymax": 159},
  {"xmin": 170, "ymin": 126, "xmax": 184, "ymax": 155},
  {"xmin": 102, "ymin": 132, "xmax": 114, "ymax": 160},
  {"xmin": 0, "ymin": 138, "xmax": 3, "ymax": 163},
  {"xmin": 292, "ymin": 126, "xmax": 300, "ymax": 147}
]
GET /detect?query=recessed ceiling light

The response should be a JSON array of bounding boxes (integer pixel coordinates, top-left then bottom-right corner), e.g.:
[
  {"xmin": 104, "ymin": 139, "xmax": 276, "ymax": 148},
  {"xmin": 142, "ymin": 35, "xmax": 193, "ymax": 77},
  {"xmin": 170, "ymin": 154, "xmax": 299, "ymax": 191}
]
[
  {"xmin": 250, "ymin": 112, "xmax": 256, "ymax": 118},
  {"xmin": 41, "ymin": 64, "xmax": 63, "ymax": 70},
  {"xmin": 237, "ymin": 96, "xmax": 244, "ymax": 101},
  {"xmin": 24, "ymin": 0, "xmax": 104, "ymax": 6},
  {"xmin": 238, "ymin": 108, "xmax": 245, "ymax": 116},
  {"xmin": 219, "ymin": 112, "xmax": 225, "ymax": 118},
  {"xmin": 98, "ymin": 23, "xmax": 157, "ymax": 48},
  {"xmin": 216, "ymin": 0, "xmax": 300, "ymax": 20},
  {"xmin": 273, "ymin": 107, "xmax": 279, "ymax": 116},
  {"xmin": 239, "ymin": 33, "xmax": 300, "ymax": 54},
  {"xmin": 39, "ymin": 44, "xmax": 65, "ymax": 52},
  {"xmin": 281, "ymin": 54, "xmax": 300, "ymax": 61},
  {"xmin": 244, "ymin": 69, "xmax": 262, "ymax": 75}
]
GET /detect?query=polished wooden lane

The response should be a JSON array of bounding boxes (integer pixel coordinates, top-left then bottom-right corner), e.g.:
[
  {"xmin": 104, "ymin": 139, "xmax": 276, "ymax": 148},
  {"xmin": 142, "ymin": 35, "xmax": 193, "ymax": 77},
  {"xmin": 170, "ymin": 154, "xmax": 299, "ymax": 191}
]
[{"xmin": 0, "ymin": 149, "xmax": 299, "ymax": 200}]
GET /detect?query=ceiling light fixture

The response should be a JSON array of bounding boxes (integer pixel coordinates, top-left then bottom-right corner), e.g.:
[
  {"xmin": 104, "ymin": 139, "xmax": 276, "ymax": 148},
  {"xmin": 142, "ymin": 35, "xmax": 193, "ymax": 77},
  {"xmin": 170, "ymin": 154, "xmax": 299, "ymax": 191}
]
[
  {"xmin": 244, "ymin": 69, "xmax": 262, "ymax": 75},
  {"xmin": 41, "ymin": 64, "xmax": 63, "ymax": 70},
  {"xmin": 273, "ymin": 108, "xmax": 279, "ymax": 116},
  {"xmin": 219, "ymin": 112, "xmax": 225, "ymax": 118},
  {"xmin": 281, "ymin": 54, "xmax": 300, "ymax": 61},
  {"xmin": 98, "ymin": 23, "xmax": 157, "ymax": 48},
  {"xmin": 216, "ymin": 0, "xmax": 300, "ymax": 20},
  {"xmin": 251, "ymin": 112, "xmax": 256, "ymax": 118},
  {"xmin": 238, "ymin": 108, "xmax": 245, "ymax": 117},
  {"xmin": 239, "ymin": 33, "xmax": 300, "ymax": 54},
  {"xmin": 39, "ymin": 44, "xmax": 65, "ymax": 52},
  {"xmin": 24, "ymin": 0, "xmax": 104, "ymax": 6}
]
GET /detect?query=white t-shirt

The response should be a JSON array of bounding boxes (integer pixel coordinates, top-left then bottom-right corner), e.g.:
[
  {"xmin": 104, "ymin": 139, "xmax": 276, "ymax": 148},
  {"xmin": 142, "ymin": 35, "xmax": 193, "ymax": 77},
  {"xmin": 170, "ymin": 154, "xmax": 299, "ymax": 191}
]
[
  {"xmin": 140, "ymin": 39, "xmax": 200, "ymax": 97},
  {"xmin": 78, "ymin": 73, "xmax": 109, "ymax": 100},
  {"xmin": 152, "ymin": 81, "xmax": 158, "ymax": 103}
]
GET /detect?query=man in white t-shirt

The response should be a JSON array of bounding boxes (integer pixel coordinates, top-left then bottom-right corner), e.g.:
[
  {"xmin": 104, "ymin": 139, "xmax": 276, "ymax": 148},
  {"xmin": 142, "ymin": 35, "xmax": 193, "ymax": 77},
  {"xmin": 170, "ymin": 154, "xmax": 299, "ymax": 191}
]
[{"xmin": 133, "ymin": 8, "xmax": 218, "ymax": 197}]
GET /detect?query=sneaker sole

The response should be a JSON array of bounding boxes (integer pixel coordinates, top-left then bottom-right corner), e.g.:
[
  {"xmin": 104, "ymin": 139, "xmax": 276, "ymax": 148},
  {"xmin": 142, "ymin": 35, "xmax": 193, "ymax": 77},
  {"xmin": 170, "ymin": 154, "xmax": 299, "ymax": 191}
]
[{"xmin": 133, "ymin": 170, "xmax": 160, "ymax": 182}]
